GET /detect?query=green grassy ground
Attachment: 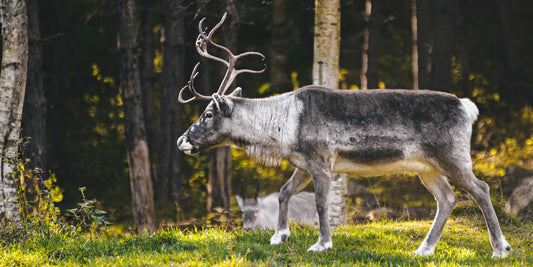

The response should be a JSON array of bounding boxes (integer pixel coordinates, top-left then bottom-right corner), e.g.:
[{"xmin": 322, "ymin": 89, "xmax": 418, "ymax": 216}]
[{"xmin": 1, "ymin": 216, "xmax": 531, "ymax": 266}]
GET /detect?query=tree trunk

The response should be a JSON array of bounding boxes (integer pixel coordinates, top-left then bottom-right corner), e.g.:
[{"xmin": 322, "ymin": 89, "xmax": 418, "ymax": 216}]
[
  {"xmin": 24, "ymin": 0, "xmax": 47, "ymax": 169},
  {"xmin": 0, "ymin": 0, "xmax": 28, "ymax": 225},
  {"xmin": 360, "ymin": 0, "xmax": 371, "ymax": 90},
  {"xmin": 430, "ymin": 0, "xmax": 454, "ymax": 92},
  {"xmin": 21, "ymin": 0, "xmax": 46, "ymax": 207},
  {"xmin": 367, "ymin": 0, "xmax": 380, "ymax": 89},
  {"xmin": 411, "ymin": 0, "xmax": 419, "ymax": 90},
  {"xmin": 313, "ymin": 0, "xmax": 346, "ymax": 227},
  {"xmin": 158, "ymin": 0, "xmax": 184, "ymax": 206},
  {"xmin": 416, "ymin": 0, "xmax": 432, "ymax": 89},
  {"xmin": 207, "ymin": 147, "xmax": 232, "ymax": 221},
  {"xmin": 139, "ymin": 0, "xmax": 157, "ymax": 169},
  {"xmin": 270, "ymin": 0, "xmax": 291, "ymax": 93},
  {"xmin": 206, "ymin": 1, "xmax": 236, "ymax": 226},
  {"xmin": 361, "ymin": 0, "xmax": 380, "ymax": 90},
  {"xmin": 51, "ymin": 0, "xmax": 67, "ymax": 179},
  {"xmin": 117, "ymin": 0, "xmax": 156, "ymax": 233},
  {"xmin": 495, "ymin": 0, "xmax": 526, "ymax": 104}
]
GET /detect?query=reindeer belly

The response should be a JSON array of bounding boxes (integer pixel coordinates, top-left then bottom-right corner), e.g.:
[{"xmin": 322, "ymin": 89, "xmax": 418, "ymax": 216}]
[{"xmin": 332, "ymin": 152, "xmax": 435, "ymax": 177}]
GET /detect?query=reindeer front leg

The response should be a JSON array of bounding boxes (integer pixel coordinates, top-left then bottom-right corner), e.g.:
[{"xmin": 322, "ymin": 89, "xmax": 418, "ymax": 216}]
[
  {"xmin": 306, "ymin": 160, "xmax": 332, "ymax": 252},
  {"xmin": 271, "ymin": 168, "xmax": 312, "ymax": 246}
]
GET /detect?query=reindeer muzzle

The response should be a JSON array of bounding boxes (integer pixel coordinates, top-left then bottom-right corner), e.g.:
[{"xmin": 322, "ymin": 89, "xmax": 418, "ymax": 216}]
[{"xmin": 177, "ymin": 136, "xmax": 199, "ymax": 155}]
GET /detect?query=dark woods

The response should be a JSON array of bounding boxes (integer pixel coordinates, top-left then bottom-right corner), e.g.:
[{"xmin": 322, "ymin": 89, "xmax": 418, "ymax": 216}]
[{"xmin": 17, "ymin": 0, "xmax": 533, "ymax": 226}]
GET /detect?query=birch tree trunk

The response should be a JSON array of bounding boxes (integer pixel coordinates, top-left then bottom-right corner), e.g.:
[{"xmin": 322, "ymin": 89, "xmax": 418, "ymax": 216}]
[
  {"xmin": 117, "ymin": 0, "xmax": 156, "ymax": 233},
  {"xmin": 313, "ymin": 0, "xmax": 347, "ymax": 227},
  {"xmin": 158, "ymin": 0, "xmax": 184, "ymax": 206},
  {"xmin": 0, "ymin": 0, "xmax": 28, "ymax": 225}
]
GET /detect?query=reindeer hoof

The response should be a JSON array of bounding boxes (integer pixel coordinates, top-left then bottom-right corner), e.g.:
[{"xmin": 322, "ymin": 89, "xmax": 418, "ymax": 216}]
[
  {"xmin": 270, "ymin": 229, "xmax": 290, "ymax": 246},
  {"xmin": 307, "ymin": 241, "xmax": 332, "ymax": 252},
  {"xmin": 414, "ymin": 246, "xmax": 434, "ymax": 257},
  {"xmin": 492, "ymin": 242, "xmax": 512, "ymax": 259}
]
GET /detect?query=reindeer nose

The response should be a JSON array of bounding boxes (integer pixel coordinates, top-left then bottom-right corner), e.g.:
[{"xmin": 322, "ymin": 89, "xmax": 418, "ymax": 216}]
[
  {"xmin": 177, "ymin": 136, "xmax": 185, "ymax": 148},
  {"xmin": 177, "ymin": 135, "xmax": 195, "ymax": 154}
]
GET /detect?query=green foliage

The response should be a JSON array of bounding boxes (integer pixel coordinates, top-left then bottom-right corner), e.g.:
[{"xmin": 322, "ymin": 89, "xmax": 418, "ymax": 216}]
[
  {"xmin": 66, "ymin": 187, "xmax": 110, "ymax": 237},
  {"xmin": 1, "ymin": 143, "xmax": 111, "ymax": 249},
  {"xmin": 8, "ymin": 139, "xmax": 64, "ymax": 229},
  {"xmin": 1, "ymin": 218, "xmax": 531, "ymax": 266},
  {"xmin": 474, "ymin": 136, "xmax": 533, "ymax": 179}
]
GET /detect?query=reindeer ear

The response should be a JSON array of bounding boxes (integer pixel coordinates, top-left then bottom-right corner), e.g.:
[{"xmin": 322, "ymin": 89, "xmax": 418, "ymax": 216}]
[
  {"xmin": 236, "ymin": 195, "xmax": 244, "ymax": 209},
  {"xmin": 212, "ymin": 94, "xmax": 233, "ymax": 116},
  {"xmin": 230, "ymin": 87, "xmax": 242, "ymax": 97}
]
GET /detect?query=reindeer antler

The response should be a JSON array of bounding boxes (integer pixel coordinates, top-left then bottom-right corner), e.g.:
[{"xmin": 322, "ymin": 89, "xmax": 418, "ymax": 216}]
[
  {"xmin": 177, "ymin": 62, "xmax": 212, "ymax": 103},
  {"xmin": 178, "ymin": 12, "xmax": 266, "ymax": 104}
]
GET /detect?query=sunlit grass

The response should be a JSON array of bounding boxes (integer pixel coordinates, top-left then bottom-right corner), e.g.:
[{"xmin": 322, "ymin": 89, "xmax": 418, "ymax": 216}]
[{"xmin": 1, "ymin": 217, "xmax": 531, "ymax": 266}]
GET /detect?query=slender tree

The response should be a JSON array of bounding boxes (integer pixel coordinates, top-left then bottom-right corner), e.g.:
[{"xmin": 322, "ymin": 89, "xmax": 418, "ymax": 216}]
[
  {"xmin": 270, "ymin": 0, "xmax": 291, "ymax": 93},
  {"xmin": 158, "ymin": 0, "xmax": 184, "ymax": 206},
  {"xmin": 139, "ymin": 0, "xmax": 157, "ymax": 167},
  {"xmin": 416, "ymin": 0, "xmax": 432, "ymax": 89},
  {"xmin": 411, "ymin": 0, "xmax": 419, "ymax": 90},
  {"xmin": 495, "ymin": 0, "xmax": 526, "ymax": 104},
  {"xmin": 51, "ymin": 0, "xmax": 67, "ymax": 178},
  {"xmin": 23, "ymin": 0, "xmax": 45, "ymax": 164},
  {"xmin": 416, "ymin": 0, "xmax": 455, "ymax": 92},
  {"xmin": 313, "ymin": 0, "xmax": 346, "ymax": 227},
  {"xmin": 117, "ymin": 0, "xmax": 156, "ymax": 232},
  {"xmin": 206, "ymin": 0, "xmax": 237, "ymax": 224},
  {"xmin": 0, "ymin": 0, "xmax": 28, "ymax": 225},
  {"xmin": 361, "ymin": 0, "xmax": 380, "ymax": 90},
  {"xmin": 22, "ymin": 0, "xmax": 46, "ymax": 205},
  {"xmin": 430, "ymin": 0, "xmax": 454, "ymax": 92}
]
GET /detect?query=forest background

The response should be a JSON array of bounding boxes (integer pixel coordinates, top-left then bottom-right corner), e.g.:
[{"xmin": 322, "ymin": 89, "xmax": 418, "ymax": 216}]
[{"xmin": 9, "ymin": 0, "xmax": 533, "ymax": 229}]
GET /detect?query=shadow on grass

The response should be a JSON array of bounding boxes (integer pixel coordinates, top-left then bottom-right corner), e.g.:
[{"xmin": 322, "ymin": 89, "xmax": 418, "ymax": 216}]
[{"xmin": 231, "ymin": 219, "xmax": 532, "ymax": 266}]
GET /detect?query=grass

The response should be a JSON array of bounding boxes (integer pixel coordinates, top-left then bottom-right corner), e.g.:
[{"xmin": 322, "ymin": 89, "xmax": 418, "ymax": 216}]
[{"xmin": 1, "ymin": 216, "xmax": 531, "ymax": 266}]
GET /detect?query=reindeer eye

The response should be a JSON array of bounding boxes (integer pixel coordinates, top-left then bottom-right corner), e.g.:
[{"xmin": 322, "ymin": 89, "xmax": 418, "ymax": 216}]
[{"xmin": 205, "ymin": 112, "xmax": 214, "ymax": 119}]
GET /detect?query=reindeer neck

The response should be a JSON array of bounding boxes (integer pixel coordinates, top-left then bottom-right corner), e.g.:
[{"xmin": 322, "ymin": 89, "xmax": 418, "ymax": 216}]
[{"xmin": 229, "ymin": 93, "xmax": 302, "ymax": 166}]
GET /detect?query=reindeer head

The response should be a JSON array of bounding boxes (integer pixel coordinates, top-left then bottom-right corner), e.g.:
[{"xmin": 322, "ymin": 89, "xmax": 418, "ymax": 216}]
[{"xmin": 177, "ymin": 13, "xmax": 266, "ymax": 154}]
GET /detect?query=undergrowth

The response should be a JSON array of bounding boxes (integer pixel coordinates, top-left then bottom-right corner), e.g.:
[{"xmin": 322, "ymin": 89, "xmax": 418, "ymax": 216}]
[
  {"xmin": 1, "ymin": 215, "xmax": 531, "ymax": 266},
  {"xmin": 1, "ymin": 142, "xmax": 109, "ymax": 249}
]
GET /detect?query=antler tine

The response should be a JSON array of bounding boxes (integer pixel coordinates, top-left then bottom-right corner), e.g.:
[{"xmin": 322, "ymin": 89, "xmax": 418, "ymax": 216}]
[
  {"xmin": 195, "ymin": 35, "xmax": 229, "ymax": 67},
  {"xmin": 178, "ymin": 62, "xmax": 212, "ymax": 103},
  {"xmin": 217, "ymin": 52, "xmax": 267, "ymax": 95},
  {"xmin": 194, "ymin": 12, "xmax": 267, "ymax": 97},
  {"xmin": 234, "ymin": 52, "xmax": 267, "ymax": 75},
  {"xmin": 196, "ymin": 13, "xmax": 232, "ymax": 67}
]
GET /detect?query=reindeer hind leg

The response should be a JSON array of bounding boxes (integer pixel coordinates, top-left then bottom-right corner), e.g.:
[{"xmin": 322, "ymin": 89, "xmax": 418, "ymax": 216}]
[
  {"xmin": 414, "ymin": 172, "xmax": 457, "ymax": 256},
  {"xmin": 448, "ymin": 166, "xmax": 511, "ymax": 258},
  {"xmin": 432, "ymin": 147, "xmax": 512, "ymax": 258}
]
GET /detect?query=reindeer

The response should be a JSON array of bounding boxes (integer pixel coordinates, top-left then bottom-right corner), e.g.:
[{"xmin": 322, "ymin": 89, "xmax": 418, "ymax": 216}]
[
  {"xmin": 177, "ymin": 13, "xmax": 511, "ymax": 258},
  {"xmin": 236, "ymin": 179, "xmax": 317, "ymax": 230}
]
